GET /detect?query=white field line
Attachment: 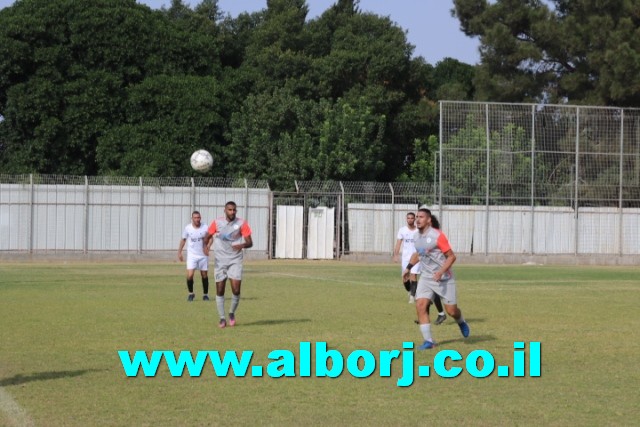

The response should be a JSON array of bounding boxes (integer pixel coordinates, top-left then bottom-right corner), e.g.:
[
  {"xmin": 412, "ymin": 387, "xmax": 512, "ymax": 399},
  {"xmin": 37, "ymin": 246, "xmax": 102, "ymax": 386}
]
[
  {"xmin": 0, "ymin": 387, "xmax": 34, "ymax": 427},
  {"xmin": 266, "ymin": 272, "xmax": 382, "ymax": 287},
  {"xmin": 264, "ymin": 272, "xmax": 639, "ymax": 292}
]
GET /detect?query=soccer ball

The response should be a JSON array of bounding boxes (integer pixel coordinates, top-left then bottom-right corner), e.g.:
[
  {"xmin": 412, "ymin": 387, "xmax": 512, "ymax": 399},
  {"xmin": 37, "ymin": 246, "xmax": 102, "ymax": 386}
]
[{"xmin": 190, "ymin": 149, "xmax": 213, "ymax": 173}]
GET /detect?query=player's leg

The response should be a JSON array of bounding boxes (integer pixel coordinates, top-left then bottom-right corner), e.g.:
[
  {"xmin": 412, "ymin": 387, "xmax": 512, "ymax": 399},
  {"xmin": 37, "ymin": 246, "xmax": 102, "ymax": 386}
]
[
  {"xmin": 214, "ymin": 262, "xmax": 228, "ymax": 328},
  {"xmin": 400, "ymin": 259, "xmax": 413, "ymax": 303},
  {"xmin": 185, "ymin": 264, "xmax": 196, "ymax": 301},
  {"xmin": 439, "ymin": 279, "xmax": 469, "ymax": 338},
  {"xmin": 198, "ymin": 257, "xmax": 210, "ymax": 301},
  {"xmin": 433, "ymin": 294, "xmax": 447, "ymax": 325},
  {"xmin": 409, "ymin": 272, "xmax": 418, "ymax": 298},
  {"xmin": 415, "ymin": 278, "xmax": 437, "ymax": 350},
  {"xmin": 227, "ymin": 262, "xmax": 244, "ymax": 327}
]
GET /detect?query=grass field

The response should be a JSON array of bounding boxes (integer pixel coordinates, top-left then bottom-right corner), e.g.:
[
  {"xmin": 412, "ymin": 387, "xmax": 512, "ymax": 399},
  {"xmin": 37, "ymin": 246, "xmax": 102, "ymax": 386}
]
[{"xmin": 1, "ymin": 260, "xmax": 639, "ymax": 426}]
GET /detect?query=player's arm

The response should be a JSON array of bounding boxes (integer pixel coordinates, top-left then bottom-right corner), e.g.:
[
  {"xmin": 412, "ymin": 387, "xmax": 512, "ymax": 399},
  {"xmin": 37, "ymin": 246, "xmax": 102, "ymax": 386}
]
[
  {"xmin": 232, "ymin": 234, "xmax": 252, "ymax": 251},
  {"xmin": 393, "ymin": 238, "xmax": 402, "ymax": 261},
  {"xmin": 177, "ymin": 238, "xmax": 186, "ymax": 262},
  {"xmin": 243, "ymin": 235, "xmax": 253, "ymax": 249},
  {"xmin": 203, "ymin": 232, "xmax": 212, "ymax": 256},
  {"xmin": 433, "ymin": 249, "xmax": 456, "ymax": 281},
  {"xmin": 204, "ymin": 221, "xmax": 217, "ymax": 256},
  {"xmin": 205, "ymin": 233, "xmax": 213, "ymax": 253},
  {"xmin": 232, "ymin": 222, "xmax": 253, "ymax": 251}
]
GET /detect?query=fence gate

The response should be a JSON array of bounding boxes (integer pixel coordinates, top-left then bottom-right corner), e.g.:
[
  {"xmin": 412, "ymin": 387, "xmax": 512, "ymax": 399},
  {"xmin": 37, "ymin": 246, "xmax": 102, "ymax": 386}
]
[
  {"xmin": 307, "ymin": 206, "xmax": 334, "ymax": 259},
  {"xmin": 274, "ymin": 205, "xmax": 303, "ymax": 259}
]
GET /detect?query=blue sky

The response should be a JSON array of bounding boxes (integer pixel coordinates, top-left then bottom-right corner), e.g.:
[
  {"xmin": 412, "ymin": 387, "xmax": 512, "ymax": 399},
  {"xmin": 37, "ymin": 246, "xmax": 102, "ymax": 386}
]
[{"xmin": 0, "ymin": 0, "xmax": 480, "ymax": 64}]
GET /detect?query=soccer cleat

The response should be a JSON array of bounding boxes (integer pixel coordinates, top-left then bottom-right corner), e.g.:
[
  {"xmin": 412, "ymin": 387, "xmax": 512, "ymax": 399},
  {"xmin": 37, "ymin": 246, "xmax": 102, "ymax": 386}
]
[
  {"xmin": 435, "ymin": 314, "xmax": 447, "ymax": 325},
  {"xmin": 458, "ymin": 321, "xmax": 470, "ymax": 338},
  {"xmin": 408, "ymin": 295, "xmax": 415, "ymax": 304},
  {"xmin": 219, "ymin": 318, "xmax": 226, "ymax": 329},
  {"xmin": 187, "ymin": 293, "xmax": 195, "ymax": 302},
  {"xmin": 418, "ymin": 340, "xmax": 436, "ymax": 350},
  {"xmin": 203, "ymin": 295, "xmax": 210, "ymax": 301},
  {"xmin": 229, "ymin": 313, "xmax": 236, "ymax": 327}
]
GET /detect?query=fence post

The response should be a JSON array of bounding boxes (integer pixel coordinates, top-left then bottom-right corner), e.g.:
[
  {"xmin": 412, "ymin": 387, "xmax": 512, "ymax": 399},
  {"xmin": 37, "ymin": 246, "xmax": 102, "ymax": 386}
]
[
  {"xmin": 438, "ymin": 101, "xmax": 443, "ymax": 219},
  {"xmin": 191, "ymin": 177, "xmax": 195, "ymax": 213},
  {"xmin": 485, "ymin": 103, "xmax": 490, "ymax": 256},
  {"xmin": 138, "ymin": 177, "xmax": 143, "ymax": 254},
  {"xmin": 268, "ymin": 188, "xmax": 273, "ymax": 259},
  {"xmin": 339, "ymin": 181, "xmax": 345, "ymax": 258},
  {"xmin": 29, "ymin": 173, "xmax": 34, "ymax": 253},
  {"xmin": 244, "ymin": 178, "xmax": 249, "ymax": 224},
  {"xmin": 619, "ymin": 109, "xmax": 625, "ymax": 256},
  {"xmin": 389, "ymin": 182, "xmax": 395, "ymax": 255},
  {"xmin": 84, "ymin": 176, "xmax": 89, "ymax": 254},
  {"xmin": 574, "ymin": 108, "xmax": 580, "ymax": 255},
  {"xmin": 530, "ymin": 105, "xmax": 536, "ymax": 255}
]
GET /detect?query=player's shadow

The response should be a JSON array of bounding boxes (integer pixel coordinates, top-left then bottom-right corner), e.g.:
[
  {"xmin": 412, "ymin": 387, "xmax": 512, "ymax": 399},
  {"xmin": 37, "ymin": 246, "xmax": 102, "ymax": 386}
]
[
  {"xmin": 436, "ymin": 335, "xmax": 497, "ymax": 346},
  {"xmin": 0, "ymin": 369, "xmax": 103, "ymax": 386},
  {"xmin": 240, "ymin": 318, "xmax": 311, "ymax": 326},
  {"xmin": 454, "ymin": 317, "xmax": 486, "ymax": 324}
]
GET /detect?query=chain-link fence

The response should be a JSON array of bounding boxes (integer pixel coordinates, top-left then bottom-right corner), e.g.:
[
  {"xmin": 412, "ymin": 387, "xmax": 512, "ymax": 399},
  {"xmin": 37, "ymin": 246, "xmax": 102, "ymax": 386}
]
[
  {"xmin": 2, "ymin": 101, "xmax": 639, "ymax": 259},
  {"xmin": 439, "ymin": 101, "xmax": 640, "ymax": 255},
  {"xmin": 0, "ymin": 175, "xmax": 270, "ymax": 254}
]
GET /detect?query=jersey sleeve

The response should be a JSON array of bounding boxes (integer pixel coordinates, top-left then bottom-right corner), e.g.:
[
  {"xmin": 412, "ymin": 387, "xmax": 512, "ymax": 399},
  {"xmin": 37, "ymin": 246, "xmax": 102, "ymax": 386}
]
[
  {"xmin": 240, "ymin": 221, "xmax": 252, "ymax": 237},
  {"xmin": 436, "ymin": 232, "xmax": 452, "ymax": 254},
  {"xmin": 181, "ymin": 226, "xmax": 188, "ymax": 239},
  {"xmin": 207, "ymin": 221, "xmax": 217, "ymax": 235}
]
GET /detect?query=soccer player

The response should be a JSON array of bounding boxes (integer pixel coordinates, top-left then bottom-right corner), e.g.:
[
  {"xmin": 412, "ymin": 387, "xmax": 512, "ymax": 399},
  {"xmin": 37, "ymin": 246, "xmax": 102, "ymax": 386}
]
[
  {"xmin": 403, "ymin": 208, "xmax": 470, "ymax": 350},
  {"xmin": 423, "ymin": 214, "xmax": 447, "ymax": 325},
  {"xmin": 393, "ymin": 212, "xmax": 420, "ymax": 303},
  {"xmin": 177, "ymin": 211, "xmax": 211, "ymax": 301},
  {"xmin": 204, "ymin": 201, "xmax": 253, "ymax": 328},
  {"xmin": 393, "ymin": 212, "xmax": 446, "ymax": 324}
]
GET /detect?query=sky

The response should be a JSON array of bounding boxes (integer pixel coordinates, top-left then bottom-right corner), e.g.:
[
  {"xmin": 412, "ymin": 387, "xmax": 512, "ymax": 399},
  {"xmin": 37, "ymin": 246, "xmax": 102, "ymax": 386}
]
[{"xmin": 0, "ymin": 0, "xmax": 480, "ymax": 65}]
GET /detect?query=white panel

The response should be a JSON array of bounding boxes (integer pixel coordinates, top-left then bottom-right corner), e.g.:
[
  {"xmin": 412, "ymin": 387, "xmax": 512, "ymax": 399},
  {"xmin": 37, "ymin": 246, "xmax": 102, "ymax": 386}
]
[
  {"xmin": 623, "ymin": 209, "xmax": 640, "ymax": 254},
  {"xmin": 275, "ymin": 205, "xmax": 303, "ymax": 259},
  {"xmin": 532, "ymin": 207, "xmax": 575, "ymax": 254},
  {"xmin": 307, "ymin": 207, "xmax": 334, "ymax": 259},
  {"xmin": 578, "ymin": 207, "xmax": 619, "ymax": 254}
]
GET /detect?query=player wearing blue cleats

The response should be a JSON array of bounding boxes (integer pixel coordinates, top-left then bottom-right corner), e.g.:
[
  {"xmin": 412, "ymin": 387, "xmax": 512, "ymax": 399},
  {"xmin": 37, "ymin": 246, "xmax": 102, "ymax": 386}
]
[
  {"xmin": 458, "ymin": 321, "xmax": 470, "ymax": 337},
  {"xmin": 418, "ymin": 340, "xmax": 436, "ymax": 350},
  {"xmin": 405, "ymin": 208, "xmax": 471, "ymax": 349}
]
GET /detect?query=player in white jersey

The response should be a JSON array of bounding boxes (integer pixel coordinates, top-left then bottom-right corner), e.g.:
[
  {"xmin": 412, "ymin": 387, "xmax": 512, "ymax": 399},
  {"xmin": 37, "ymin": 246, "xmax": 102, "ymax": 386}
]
[
  {"xmin": 403, "ymin": 208, "xmax": 470, "ymax": 350},
  {"xmin": 204, "ymin": 201, "xmax": 253, "ymax": 329},
  {"xmin": 177, "ymin": 211, "xmax": 212, "ymax": 301},
  {"xmin": 393, "ymin": 212, "xmax": 420, "ymax": 303}
]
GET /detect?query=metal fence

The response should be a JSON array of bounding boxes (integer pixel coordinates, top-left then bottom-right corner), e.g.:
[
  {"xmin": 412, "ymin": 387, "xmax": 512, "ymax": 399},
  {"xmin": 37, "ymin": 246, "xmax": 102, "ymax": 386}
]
[
  {"xmin": 438, "ymin": 101, "xmax": 640, "ymax": 255},
  {"xmin": 0, "ymin": 175, "xmax": 271, "ymax": 254},
  {"xmin": 1, "ymin": 102, "xmax": 639, "ymax": 259}
]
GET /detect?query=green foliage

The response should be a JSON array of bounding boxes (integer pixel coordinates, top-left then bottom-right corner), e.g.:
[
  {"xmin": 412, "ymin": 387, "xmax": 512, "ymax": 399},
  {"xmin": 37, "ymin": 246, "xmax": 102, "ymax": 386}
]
[
  {"xmin": 0, "ymin": 0, "xmax": 221, "ymax": 175},
  {"xmin": 0, "ymin": 0, "xmax": 464, "ymax": 186},
  {"xmin": 441, "ymin": 115, "xmax": 536, "ymax": 204},
  {"xmin": 97, "ymin": 75, "xmax": 229, "ymax": 176},
  {"xmin": 453, "ymin": 0, "xmax": 640, "ymax": 105}
]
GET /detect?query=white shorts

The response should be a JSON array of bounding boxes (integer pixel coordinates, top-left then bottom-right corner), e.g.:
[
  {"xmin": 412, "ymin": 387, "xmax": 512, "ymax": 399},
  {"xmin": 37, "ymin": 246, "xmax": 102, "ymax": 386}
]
[
  {"xmin": 186, "ymin": 255, "xmax": 208, "ymax": 271},
  {"xmin": 214, "ymin": 260, "xmax": 243, "ymax": 282},
  {"xmin": 415, "ymin": 277, "xmax": 457, "ymax": 305},
  {"xmin": 401, "ymin": 258, "xmax": 420, "ymax": 275}
]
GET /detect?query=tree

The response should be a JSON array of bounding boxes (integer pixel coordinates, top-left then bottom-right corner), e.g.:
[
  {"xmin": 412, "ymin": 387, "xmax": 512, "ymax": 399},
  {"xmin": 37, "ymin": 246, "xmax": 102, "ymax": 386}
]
[
  {"xmin": 96, "ymin": 75, "xmax": 230, "ymax": 177},
  {"xmin": 0, "ymin": 0, "xmax": 221, "ymax": 174},
  {"xmin": 453, "ymin": 0, "xmax": 640, "ymax": 106}
]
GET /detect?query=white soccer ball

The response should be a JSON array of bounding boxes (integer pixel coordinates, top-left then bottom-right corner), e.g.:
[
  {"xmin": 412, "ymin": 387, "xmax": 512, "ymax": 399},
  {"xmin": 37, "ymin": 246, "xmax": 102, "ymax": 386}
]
[{"xmin": 190, "ymin": 149, "xmax": 213, "ymax": 173}]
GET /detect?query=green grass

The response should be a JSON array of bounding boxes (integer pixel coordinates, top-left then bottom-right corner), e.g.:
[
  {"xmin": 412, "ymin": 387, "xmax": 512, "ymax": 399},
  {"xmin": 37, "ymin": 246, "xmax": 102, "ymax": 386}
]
[{"xmin": 0, "ymin": 261, "xmax": 639, "ymax": 426}]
